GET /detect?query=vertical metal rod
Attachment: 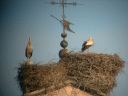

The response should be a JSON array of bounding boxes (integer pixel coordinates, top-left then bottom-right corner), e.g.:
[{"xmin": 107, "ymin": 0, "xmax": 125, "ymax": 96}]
[
  {"xmin": 62, "ymin": 0, "xmax": 66, "ymax": 42},
  {"xmin": 62, "ymin": 0, "xmax": 65, "ymax": 32}
]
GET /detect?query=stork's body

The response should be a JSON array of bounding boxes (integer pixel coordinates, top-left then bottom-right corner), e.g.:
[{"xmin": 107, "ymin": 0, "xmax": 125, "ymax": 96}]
[
  {"xmin": 81, "ymin": 37, "xmax": 94, "ymax": 52},
  {"xmin": 25, "ymin": 37, "xmax": 33, "ymax": 59}
]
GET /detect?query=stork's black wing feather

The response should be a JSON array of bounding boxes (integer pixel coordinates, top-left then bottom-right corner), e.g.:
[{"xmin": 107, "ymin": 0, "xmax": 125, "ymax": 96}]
[{"xmin": 81, "ymin": 41, "xmax": 87, "ymax": 52}]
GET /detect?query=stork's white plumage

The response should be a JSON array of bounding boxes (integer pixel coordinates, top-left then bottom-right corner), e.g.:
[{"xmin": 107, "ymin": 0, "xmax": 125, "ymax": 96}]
[
  {"xmin": 25, "ymin": 37, "xmax": 33, "ymax": 59},
  {"xmin": 81, "ymin": 37, "xmax": 94, "ymax": 52}
]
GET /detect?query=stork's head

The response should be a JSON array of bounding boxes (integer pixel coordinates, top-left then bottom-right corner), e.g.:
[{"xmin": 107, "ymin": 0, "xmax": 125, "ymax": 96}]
[
  {"xmin": 88, "ymin": 36, "xmax": 93, "ymax": 41},
  {"xmin": 86, "ymin": 36, "xmax": 94, "ymax": 45},
  {"xmin": 28, "ymin": 37, "xmax": 32, "ymax": 45}
]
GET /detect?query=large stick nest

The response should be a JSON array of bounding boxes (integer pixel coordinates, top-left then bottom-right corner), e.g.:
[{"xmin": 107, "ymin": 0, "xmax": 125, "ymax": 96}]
[{"xmin": 17, "ymin": 52, "xmax": 124, "ymax": 96}]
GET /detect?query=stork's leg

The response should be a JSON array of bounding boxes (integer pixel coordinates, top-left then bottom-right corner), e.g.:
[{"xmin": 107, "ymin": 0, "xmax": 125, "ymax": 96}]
[
  {"xmin": 87, "ymin": 49, "xmax": 89, "ymax": 53},
  {"xmin": 26, "ymin": 58, "xmax": 33, "ymax": 65}
]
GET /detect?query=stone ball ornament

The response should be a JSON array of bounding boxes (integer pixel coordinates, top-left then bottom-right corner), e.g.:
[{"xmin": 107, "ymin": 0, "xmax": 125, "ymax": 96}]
[
  {"xmin": 61, "ymin": 32, "xmax": 67, "ymax": 38},
  {"xmin": 59, "ymin": 49, "xmax": 68, "ymax": 58},
  {"xmin": 60, "ymin": 40, "xmax": 68, "ymax": 48}
]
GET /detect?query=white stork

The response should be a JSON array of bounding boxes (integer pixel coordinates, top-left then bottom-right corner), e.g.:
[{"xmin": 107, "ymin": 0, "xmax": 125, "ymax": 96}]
[
  {"xmin": 81, "ymin": 37, "xmax": 94, "ymax": 52},
  {"xmin": 25, "ymin": 37, "xmax": 33, "ymax": 59}
]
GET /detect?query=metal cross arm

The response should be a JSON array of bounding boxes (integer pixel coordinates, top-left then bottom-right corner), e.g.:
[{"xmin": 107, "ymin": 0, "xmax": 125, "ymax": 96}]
[{"xmin": 51, "ymin": 2, "xmax": 77, "ymax": 6}]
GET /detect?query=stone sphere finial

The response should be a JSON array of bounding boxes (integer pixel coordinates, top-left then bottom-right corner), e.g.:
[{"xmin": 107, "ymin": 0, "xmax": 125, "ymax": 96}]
[
  {"xmin": 60, "ymin": 40, "xmax": 68, "ymax": 48},
  {"xmin": 59, "ymin": 49, "xmax": 68, "ymax": 58},
  {"xmin": 61, "ymin": 32, "xmax": 67, "ymax": 38}
]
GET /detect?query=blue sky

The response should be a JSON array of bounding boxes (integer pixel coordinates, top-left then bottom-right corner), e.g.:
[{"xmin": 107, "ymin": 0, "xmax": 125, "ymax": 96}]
[{"xmin": 0, "ymin": 0, "xmax": 128, "ymax": 96}]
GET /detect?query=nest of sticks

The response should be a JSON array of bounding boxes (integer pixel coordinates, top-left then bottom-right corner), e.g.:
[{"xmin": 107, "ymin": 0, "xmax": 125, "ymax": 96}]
[{"xmin": 17, "ymin": 52, "xmax": 124, "ymax": 96}]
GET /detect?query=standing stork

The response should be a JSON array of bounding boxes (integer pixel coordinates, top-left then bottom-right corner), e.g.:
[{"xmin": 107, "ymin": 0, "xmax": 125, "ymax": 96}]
[
  {"xmin": 81, "ymin": 37, "xmax": 94, "ymax": 52},
  {"xmin": 25, "ymin": 37, "xmax": 33, "ymax": 64}
]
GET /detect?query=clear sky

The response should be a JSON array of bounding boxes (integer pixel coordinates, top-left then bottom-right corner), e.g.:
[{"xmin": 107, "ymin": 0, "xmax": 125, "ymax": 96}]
[{"xmin": 0, "ymin": 0, "xmax": 128, "ymax": 96}]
